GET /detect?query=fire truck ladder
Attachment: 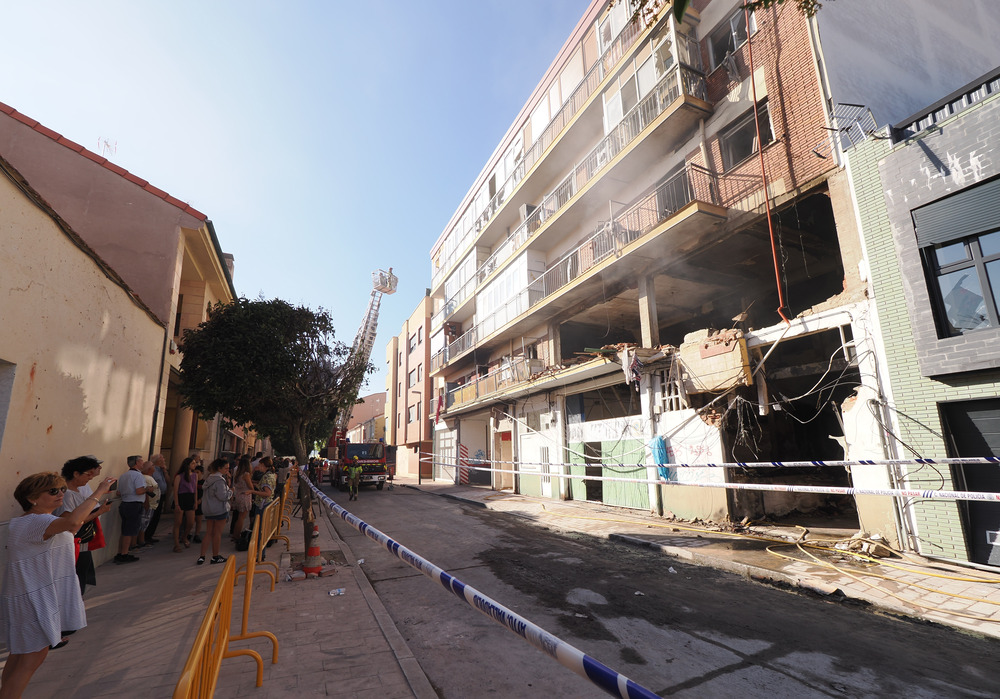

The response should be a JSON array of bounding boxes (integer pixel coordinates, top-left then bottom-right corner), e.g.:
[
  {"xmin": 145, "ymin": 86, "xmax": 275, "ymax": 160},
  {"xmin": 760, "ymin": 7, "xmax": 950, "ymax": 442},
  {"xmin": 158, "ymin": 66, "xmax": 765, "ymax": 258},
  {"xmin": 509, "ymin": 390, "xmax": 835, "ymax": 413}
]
[{"xmin": 337, "ymin": 268, "xmax": 398, "ymax": 434}]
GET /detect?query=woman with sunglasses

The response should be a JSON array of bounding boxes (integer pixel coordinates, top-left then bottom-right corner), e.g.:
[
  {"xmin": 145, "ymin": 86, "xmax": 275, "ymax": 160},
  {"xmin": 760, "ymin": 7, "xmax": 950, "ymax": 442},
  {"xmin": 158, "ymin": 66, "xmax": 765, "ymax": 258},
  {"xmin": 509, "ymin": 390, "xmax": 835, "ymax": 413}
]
[{"xmin": 0, "ymin": 471, "xmax": 116, "ymax": 698}]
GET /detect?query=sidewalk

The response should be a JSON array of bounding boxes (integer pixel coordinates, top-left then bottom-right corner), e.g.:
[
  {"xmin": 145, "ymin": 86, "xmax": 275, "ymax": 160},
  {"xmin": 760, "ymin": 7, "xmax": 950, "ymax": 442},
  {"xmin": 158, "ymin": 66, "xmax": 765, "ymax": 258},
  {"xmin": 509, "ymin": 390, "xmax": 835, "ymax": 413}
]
[
  {"xmin": 14, "ymin": 482, "xmax": 435, "ymax": 699},
  {"xmin": 395, "ymin": 475, "xmax": 1000, "ymax": 640}
]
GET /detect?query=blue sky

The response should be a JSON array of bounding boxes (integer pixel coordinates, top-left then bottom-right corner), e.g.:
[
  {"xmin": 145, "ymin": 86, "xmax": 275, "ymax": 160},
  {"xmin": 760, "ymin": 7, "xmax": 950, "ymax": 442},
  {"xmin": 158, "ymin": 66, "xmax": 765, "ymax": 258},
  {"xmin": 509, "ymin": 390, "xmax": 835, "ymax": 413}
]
[{"xmin": 4, "ymin": 0, "xmax": 585, "ymax": 393}]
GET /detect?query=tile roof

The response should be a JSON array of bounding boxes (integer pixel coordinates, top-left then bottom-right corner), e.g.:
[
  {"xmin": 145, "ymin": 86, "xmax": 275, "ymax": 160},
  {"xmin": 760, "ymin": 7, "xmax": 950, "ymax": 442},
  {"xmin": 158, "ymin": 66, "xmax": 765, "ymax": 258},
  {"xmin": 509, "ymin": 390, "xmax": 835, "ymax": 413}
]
[{"xmin": 0, "ymin": 100, "xmax": 207, "ymax": 221}]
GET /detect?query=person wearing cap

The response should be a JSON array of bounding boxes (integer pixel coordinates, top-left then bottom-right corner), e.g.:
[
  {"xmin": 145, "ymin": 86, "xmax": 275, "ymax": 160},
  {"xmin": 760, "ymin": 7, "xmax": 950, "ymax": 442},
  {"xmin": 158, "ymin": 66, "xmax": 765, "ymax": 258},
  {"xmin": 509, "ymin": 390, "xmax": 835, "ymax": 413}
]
[{"xmin": 346, "ymin": 456, "xmax": 363, "ymax": 501}]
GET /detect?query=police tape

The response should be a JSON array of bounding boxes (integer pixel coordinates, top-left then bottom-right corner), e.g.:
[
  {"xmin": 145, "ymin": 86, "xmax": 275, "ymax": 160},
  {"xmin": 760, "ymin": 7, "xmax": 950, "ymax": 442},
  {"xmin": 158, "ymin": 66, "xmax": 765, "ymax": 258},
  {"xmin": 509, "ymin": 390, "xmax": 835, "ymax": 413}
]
[
  {"xmin": 299, "ymin": 473, "xmax": 659, "ymax": 699},
  {"xmin": 420, "ymin": 453, "xmax": 999, "ymax": 470},
  {"xmin": 418, "ymin": 456, "xmax": 1000, "ymax": 502}
]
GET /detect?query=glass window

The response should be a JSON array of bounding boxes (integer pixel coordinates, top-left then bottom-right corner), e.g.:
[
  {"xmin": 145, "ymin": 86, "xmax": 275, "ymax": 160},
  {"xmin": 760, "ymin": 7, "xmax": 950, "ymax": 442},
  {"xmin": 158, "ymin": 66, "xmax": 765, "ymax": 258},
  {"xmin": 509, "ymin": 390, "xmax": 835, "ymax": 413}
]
[
  {"xmin": 926, "ymin": 231, "xmax": 1000, "ymax": 336},
  {"xmin": 720, "ymin": 100, "xmax": 773, "ymax": 170},
  {"xmin": 709, "ymin": 10, "xmax": 756, "ymax": 69}
]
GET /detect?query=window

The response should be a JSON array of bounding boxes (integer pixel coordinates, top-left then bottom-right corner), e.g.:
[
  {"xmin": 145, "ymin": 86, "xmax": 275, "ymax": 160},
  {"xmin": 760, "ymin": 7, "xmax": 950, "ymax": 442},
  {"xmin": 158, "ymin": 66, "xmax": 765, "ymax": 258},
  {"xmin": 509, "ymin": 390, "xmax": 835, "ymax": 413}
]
[
  {"xmin": 0, "ymin": 359, "xmax": 14, "ymax": 454},
  {"xmin": 174, "ymin": 294, "xmax": 184, "ymax": 337},
  {"xmin": 709, "ymin": 9, "xmax": 756, "ymax": 69},
  {"xmin": 418, "ymin": 327, "xmax": 424, "ymax": 344},
  {"xmin": 719, "ymin": 100, "xmax": 773, "ymax": 171},
  {"xmin": 407, "ymin": 405, "xmax": 417, "ymax": 423},
  {"xmin": 397, "ymin": 383, "xmax": 401, "ymax": 397},
  {"xmin": 926, "ymin": 231, "xmax": 1000, "ymax": 336},
  {"xmin": 417, "ymin": 364, "xmax": 423, "ymax": 381},
  {"xmin": 408, "ymin": 369, "xmax": 417, "ymax": 388},
  {"xmin": 408, "ymin": 334, "xmax": 417, "ymax": 352}
]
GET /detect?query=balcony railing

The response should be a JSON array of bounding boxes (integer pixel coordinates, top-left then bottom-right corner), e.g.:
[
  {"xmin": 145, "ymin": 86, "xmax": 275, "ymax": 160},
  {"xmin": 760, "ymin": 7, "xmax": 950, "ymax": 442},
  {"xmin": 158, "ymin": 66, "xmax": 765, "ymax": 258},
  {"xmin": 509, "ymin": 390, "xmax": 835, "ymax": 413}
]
[
  {"xmin": 431, "ymin": 2, "xmax": 670, "ymax": 291},
  {"xmin": 445, "ymin": 356, "xmax": 544, "ymax": 410},
  {"xmin": 433, "ymin": 61, "xmax": 707, "ymax": 332},
  {"xmin": 430, "ymin": 162, "xmax": 721, "ymax": 372}
]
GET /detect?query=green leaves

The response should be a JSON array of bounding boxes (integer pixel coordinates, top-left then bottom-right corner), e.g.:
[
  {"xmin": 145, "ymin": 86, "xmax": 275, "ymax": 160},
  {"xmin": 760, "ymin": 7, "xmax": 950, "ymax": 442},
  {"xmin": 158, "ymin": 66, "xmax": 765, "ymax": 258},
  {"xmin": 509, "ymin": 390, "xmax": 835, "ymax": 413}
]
[{"xmin": 178, "ymin": 297, "xmax": 371, "ymax": 461}]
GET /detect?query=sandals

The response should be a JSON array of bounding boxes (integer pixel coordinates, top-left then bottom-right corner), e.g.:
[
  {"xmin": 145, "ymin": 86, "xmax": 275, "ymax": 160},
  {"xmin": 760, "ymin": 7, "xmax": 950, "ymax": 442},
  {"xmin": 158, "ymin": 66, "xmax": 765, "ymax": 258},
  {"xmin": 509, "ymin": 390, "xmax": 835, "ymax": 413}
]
[{"xmin": 196, "ymin": 556, "xmax": 205, "ymax": 565}]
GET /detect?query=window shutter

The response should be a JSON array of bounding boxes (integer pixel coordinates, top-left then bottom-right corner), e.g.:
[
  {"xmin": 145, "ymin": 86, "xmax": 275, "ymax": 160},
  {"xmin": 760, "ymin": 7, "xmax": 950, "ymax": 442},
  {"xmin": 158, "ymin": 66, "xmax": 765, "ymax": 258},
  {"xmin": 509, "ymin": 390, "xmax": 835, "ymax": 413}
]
[{"xmin": 914, "ymin": 176, "xmax": 1000, "ymax": 246}]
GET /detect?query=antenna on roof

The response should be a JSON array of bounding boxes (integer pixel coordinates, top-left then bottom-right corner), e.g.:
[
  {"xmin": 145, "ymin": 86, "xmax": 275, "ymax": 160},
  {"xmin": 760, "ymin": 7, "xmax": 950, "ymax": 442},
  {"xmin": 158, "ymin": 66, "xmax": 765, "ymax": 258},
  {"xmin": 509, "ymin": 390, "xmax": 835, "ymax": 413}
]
[{"xmin": 98, "ymin": 138, "xmax": 117, "ymax": 158}]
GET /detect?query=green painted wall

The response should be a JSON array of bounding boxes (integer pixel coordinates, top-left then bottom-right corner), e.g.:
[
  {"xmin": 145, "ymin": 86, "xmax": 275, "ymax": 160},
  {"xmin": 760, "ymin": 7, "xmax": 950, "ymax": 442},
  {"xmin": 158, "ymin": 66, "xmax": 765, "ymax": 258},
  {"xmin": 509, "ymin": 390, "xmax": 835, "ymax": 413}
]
[
  {"xmin": 567, "ymin": 440, "xmax": 648, "ymax": 509},
  {"xmin": 847, "ymin": 102, "xmax": 1000, "ymax": 562}
]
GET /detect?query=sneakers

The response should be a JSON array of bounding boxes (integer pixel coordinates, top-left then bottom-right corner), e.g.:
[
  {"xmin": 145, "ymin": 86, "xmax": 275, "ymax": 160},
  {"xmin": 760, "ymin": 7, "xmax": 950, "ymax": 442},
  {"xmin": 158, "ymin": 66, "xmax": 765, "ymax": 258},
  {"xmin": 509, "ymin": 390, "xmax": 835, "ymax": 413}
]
[
  {"xmin": 210, "ymin": 555, "xmax": 226, "ymax": 564},
  {"xmin": 113, "ymin": 554, "xmax": 138, "ymax": 564},
  {"xmin": 196, "ymin": 556, "xmax": 206, "ymax": 565}
]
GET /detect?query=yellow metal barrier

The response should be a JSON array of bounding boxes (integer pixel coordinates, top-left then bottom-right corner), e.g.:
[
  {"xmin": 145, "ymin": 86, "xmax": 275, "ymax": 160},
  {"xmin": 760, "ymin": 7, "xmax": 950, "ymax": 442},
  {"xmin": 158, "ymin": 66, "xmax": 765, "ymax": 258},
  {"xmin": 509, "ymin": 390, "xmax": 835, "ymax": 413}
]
[
  {"xmin": 235, "ymin": 503, "xmax": 276, "ymax": 591},
  {"xmin": 173, "ymin": 556, "xmax": 263, "ymax": 697},
  {"xmin": 230, "ymin": 508, "xmax": 279, "ymax": 664}
]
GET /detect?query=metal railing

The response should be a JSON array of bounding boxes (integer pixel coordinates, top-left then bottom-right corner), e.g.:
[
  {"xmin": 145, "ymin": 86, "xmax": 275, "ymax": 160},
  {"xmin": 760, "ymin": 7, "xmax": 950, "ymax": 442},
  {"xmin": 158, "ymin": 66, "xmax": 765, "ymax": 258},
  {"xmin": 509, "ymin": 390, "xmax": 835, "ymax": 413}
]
[
  {"xmin": 430, "ymin": 162, "xmax": 720, "ymax": 371},
  {"xmin": 432, "ymin": 61, "xmax": 708, "ymax": 332},
  {"xmin": 431, "ymin": 2, "xmax": 671, "ymax": 291},
  {"xmin": 446, "ymin": 356, "xmax": 544, "ymax": 409}
]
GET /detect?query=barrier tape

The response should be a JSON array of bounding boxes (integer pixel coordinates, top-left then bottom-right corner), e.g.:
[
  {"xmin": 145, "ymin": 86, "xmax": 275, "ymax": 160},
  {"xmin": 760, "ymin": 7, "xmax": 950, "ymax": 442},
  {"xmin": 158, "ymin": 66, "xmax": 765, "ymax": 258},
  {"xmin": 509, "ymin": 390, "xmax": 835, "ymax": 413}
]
[
  {"xmin": 419, "ymin": 458, "xmax": 1000, "ymax": 503},
  {"xmin": 419, "ymin": 452, "xmax": 1000, "ymax": 470},
  {"xmin": 299, "ymin": 472, "xmax": 659, "ymax": 699}
]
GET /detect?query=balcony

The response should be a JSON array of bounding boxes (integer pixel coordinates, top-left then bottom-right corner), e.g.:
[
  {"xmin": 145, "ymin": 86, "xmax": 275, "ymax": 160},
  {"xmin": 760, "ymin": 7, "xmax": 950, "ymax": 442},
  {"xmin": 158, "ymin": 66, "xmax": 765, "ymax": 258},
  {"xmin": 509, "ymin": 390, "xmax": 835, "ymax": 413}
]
[
  {"xmin": 445, "ymin": 356, "xmax": 545, "ymax": 411},
  {"xmin": 432, "ymin": 54, "xmax": 710, "ymax": 333},
  {"xmin": 431, "ymin": 2, "xmax": 678, "ymax": 293},
  {"xmin": 430, "ymin": 163, "xmax": 728, "ymax": 373}
]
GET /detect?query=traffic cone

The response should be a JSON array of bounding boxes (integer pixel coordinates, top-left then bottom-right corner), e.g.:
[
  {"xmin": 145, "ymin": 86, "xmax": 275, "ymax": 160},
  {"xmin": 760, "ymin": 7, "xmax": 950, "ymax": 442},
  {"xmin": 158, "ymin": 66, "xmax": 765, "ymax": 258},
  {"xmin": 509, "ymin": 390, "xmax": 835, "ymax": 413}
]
[{"xmin": 302, "ymin": 544, "xmax": 323, "ymax": 576}]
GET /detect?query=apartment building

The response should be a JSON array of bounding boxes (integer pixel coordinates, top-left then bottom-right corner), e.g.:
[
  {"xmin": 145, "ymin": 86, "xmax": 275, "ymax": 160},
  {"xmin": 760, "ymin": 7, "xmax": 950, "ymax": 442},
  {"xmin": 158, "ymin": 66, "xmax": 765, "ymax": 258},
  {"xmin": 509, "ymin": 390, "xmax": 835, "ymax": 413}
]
[
  {"xmin": 386, "ymin": 295, "xmax": 434, "ymax": 479},
  {"xmin": 845, "ymin": 68, "xmax": 1000, "ymax": 568},
  {"xmin": 423, "ymin": 0, "xmax": 1000, "ymax": 540}
]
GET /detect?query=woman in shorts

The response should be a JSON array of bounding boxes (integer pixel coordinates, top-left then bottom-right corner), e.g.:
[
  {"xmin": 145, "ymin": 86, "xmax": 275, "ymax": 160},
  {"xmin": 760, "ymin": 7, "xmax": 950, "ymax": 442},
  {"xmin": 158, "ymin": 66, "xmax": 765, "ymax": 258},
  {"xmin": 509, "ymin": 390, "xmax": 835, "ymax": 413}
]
[{"xmin": 172, "ymin": 457, "xmax": 198, "ymax": 553}]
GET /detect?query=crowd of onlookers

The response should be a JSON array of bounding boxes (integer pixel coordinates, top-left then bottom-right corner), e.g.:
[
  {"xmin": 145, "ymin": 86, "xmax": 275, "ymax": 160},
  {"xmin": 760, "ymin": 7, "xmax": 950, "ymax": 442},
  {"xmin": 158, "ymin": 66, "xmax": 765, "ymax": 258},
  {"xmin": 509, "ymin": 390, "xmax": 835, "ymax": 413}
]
[{"xmin": 0, "ymin": 451, "xmax": 297, "ymax": 697}]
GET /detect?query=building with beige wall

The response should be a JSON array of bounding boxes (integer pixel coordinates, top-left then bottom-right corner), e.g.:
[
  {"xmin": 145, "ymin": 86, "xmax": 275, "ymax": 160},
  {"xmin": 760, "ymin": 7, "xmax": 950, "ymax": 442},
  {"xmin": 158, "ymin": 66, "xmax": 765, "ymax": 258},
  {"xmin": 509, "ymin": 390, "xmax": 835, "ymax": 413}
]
[
  {"xmin": 385, "ymin": 294, "xmax": 433, "ymax": 479},
  {"xmin": 0, "ymin": 102, "xmax": 238, "ymax": 476},
  {"xmin": 0, "ymin": 153, "xmax": 164, "ymax": 566}
]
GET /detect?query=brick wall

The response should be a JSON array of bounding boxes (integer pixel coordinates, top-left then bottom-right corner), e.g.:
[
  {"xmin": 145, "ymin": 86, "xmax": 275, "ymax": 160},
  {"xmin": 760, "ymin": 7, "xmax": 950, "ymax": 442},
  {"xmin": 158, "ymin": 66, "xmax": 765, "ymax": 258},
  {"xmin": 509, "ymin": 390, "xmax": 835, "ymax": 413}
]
[
  {"xmin": 696, "ymin": 4, "xmax": 833, "ymax": 207},
  {"xmin": 847, "ymin": 94, "xmax": 1000, "ymax": 562}
]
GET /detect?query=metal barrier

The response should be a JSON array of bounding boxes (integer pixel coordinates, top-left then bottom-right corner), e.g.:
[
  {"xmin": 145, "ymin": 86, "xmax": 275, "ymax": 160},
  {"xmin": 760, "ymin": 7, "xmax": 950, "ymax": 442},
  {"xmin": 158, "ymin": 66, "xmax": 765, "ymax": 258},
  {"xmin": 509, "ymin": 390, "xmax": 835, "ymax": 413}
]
[
  {"xmin": 230, "ymin": 503, "xmax": 279, "ymax": 665},
  {"xmin": 173, "ymin": 557, "xmax": 264, "ymax": 697},
  {"xmin": 299, "ymin": 473, "xmax": 659, "ymax": 699},
  {"xmin": 235, "ymin": 499, "xmax": 282, "ymax": 590}
]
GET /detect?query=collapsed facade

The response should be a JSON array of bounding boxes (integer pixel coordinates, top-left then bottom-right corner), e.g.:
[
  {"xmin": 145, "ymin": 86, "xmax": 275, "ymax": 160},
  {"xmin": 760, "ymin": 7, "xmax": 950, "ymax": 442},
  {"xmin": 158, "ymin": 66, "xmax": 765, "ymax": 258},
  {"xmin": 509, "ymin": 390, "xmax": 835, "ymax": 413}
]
[{"xmin": 414, "ymin": 0, "xmax": 1000, "ymax": 565}]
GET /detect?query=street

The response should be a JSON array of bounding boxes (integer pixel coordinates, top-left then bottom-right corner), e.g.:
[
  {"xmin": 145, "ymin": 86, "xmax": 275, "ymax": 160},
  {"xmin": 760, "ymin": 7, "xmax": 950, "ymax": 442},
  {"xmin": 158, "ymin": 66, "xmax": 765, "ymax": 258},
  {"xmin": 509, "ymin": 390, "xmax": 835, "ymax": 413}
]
[{"xmin": 323, "ymin": 483, "xmax": 1000, "ymax": 698}]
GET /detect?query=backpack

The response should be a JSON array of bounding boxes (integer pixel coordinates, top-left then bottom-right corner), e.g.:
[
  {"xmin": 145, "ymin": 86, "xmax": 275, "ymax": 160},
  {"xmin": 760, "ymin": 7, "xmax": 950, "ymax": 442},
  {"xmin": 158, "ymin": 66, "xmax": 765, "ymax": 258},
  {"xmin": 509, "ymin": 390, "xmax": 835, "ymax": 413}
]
[{"xmin": 235, "ymin": 529, "xmax": 252, "ymax": 552}]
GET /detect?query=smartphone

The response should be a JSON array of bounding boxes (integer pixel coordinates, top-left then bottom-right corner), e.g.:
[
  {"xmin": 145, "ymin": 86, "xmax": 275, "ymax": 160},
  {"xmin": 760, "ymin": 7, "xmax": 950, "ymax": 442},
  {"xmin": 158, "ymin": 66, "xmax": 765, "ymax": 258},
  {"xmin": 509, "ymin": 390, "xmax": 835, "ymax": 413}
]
[{"xmin": 109, "ymin": 481, "xmax": 118, "ymax": 491}]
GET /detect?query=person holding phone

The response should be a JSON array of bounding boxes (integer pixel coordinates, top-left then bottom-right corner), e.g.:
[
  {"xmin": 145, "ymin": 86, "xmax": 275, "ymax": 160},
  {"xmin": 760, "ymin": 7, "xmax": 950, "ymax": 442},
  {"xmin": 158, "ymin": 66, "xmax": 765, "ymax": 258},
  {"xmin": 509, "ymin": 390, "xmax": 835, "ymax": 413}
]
[
  {"xmin": 115, "ymin": 455, "xmax": 151, "ymax": 564},
  {"xmin": 0, "ymin": 472, "xmax": 116, "ymax": 697},
  {"xmin": 56, "ymin": 456, "xmax": 112, "ymax": 594}
]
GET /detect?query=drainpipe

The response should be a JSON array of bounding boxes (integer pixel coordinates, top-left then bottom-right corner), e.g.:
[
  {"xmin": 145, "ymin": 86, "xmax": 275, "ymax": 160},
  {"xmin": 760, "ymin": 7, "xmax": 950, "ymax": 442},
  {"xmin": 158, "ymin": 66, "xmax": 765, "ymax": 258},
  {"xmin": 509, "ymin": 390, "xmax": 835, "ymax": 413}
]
[{"xmin": 745, "ymin": 6, "xmax": 790, "ymax": 324}]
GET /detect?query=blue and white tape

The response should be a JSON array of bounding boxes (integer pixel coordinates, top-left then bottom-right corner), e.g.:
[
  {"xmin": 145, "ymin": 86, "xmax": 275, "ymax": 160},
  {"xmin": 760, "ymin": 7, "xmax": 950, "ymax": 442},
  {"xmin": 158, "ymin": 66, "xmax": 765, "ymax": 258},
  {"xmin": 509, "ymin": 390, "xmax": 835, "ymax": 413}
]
[
  {"xmin": 420, "ymin": 455, "xmax": 1000, "ymax": 502},
  {"xmin": 299, "ymin": 472, "xmax": 659, "ymax": 699}
]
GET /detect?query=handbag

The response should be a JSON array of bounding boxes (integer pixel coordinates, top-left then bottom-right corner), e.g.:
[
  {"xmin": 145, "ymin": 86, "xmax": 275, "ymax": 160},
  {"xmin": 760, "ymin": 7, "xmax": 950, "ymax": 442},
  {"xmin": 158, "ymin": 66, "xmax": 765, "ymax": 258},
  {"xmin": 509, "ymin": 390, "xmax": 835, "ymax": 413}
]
[
  {"xmin": 235, "ymin": 529, "xmax": 252, "ymax": 552},
  {"xmin": 76, "ymin": 518, "xmax": 97, "ymax": 544}
]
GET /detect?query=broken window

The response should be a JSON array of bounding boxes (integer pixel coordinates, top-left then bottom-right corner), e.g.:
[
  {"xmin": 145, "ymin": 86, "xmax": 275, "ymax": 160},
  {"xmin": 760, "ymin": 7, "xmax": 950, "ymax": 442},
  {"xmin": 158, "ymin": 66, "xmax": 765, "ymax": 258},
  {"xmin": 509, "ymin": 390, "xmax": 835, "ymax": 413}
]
[
  {"xmin": 925, "ymin": 230, "xmax": 1000, "ymax": 336},
  {"xmin": 719, "ymin": 100, "xmax": 773, "ymax": 171}
]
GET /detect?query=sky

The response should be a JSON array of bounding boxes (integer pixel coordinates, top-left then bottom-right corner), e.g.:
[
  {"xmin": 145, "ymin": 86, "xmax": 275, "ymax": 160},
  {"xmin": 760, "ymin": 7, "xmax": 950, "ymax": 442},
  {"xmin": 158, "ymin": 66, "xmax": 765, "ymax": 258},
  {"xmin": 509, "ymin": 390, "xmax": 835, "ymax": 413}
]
[{"xmin": 4, "ymin": 0, "xmax": 587, "ymax": 394}]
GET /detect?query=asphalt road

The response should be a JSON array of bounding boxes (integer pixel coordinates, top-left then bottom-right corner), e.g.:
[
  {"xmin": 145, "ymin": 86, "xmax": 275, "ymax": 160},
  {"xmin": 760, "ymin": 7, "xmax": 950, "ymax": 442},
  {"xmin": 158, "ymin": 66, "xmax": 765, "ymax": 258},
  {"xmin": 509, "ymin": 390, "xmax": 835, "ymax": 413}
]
[{"xmin": 324, "ymin": 484, "xmax": 1000, "ymax": 698}]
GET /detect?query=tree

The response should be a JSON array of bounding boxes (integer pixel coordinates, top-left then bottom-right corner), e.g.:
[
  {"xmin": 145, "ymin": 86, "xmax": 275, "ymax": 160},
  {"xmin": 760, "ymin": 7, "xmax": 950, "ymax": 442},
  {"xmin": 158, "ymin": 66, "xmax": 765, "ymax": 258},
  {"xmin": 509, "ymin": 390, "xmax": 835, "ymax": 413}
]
[{"xmin": 178, "ymin": 297, "xmax": 371, "ymax": 546}]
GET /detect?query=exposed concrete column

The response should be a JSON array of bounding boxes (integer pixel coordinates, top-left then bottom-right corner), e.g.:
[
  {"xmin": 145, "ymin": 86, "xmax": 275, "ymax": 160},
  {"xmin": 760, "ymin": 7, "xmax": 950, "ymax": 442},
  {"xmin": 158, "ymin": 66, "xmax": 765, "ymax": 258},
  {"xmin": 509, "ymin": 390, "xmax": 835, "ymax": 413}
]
[
  {"xmin": 547, "ymin": 322, "xmax": 561, "ymax": 366},
  {"xmin": 638, "ymin": 275, "xmax": 660, "ymax": 347}
]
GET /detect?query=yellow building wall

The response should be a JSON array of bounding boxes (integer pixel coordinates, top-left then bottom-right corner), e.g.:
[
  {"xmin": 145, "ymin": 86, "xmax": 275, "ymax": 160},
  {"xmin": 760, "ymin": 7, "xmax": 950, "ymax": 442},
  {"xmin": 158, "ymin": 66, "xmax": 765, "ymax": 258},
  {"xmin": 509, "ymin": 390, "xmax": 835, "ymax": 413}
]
[{"xmin": 0, "ymin": 176, "xmax": 164, "ymax": 534}]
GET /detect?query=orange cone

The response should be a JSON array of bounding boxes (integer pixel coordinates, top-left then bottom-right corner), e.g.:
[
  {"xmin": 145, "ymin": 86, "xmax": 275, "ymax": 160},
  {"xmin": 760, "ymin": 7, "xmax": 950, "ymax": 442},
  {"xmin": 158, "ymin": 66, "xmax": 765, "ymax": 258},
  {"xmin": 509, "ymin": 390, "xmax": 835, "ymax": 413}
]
[{"xmin": 302, "ymin": 544, "xmax": 323, "ymax": 576}]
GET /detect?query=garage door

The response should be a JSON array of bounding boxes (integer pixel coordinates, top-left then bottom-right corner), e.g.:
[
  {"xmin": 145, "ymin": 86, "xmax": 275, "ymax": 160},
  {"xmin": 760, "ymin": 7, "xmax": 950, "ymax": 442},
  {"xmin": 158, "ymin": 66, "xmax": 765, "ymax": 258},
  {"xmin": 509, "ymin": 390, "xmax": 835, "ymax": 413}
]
[{"xmin": 942, "ymin": 398, "xmax": 1000, "ymax": 566}]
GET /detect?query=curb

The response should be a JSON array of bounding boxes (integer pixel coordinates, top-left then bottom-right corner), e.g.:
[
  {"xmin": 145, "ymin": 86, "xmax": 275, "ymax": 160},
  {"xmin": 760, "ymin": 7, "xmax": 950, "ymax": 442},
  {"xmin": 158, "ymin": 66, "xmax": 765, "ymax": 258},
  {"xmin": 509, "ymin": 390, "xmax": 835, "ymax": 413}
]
[{"xmin": 322, "ymin": 505, "xmax": 438, "ymax": 699}]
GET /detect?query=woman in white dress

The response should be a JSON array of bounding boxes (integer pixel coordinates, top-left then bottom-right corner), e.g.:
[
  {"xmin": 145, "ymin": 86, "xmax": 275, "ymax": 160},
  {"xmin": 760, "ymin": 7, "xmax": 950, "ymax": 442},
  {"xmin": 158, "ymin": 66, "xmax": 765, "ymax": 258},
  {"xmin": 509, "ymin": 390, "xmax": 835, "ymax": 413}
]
[{"xmin": 0, "ymin": 471, "xmax": 116, "ymax": 699}]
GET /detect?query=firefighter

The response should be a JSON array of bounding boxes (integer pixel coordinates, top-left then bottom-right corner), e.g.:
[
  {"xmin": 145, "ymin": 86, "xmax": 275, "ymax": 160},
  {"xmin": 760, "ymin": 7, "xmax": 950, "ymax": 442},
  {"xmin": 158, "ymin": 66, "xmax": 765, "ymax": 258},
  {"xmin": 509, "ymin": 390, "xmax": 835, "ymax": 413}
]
[{"xmin": 347, "ymin": 456, "xmax": 363, "ymax": 501}]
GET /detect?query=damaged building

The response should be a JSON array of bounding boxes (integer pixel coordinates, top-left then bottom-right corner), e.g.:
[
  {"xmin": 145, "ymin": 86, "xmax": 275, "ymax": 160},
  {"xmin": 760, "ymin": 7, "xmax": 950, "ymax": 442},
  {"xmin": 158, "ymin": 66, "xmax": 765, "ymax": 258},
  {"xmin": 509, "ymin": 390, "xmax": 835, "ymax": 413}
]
[{"xmin": 419, "ymin": 0, "xmax": 1000, "ymax": 547}]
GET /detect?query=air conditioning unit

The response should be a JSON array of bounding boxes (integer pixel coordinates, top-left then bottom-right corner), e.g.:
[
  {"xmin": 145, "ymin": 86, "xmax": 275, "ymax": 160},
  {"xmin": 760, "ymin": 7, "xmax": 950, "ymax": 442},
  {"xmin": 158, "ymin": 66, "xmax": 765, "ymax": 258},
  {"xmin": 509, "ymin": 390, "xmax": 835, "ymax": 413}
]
[{"xmin": 518, "ymin": 203, "xmax": 536, "ymax": 223}]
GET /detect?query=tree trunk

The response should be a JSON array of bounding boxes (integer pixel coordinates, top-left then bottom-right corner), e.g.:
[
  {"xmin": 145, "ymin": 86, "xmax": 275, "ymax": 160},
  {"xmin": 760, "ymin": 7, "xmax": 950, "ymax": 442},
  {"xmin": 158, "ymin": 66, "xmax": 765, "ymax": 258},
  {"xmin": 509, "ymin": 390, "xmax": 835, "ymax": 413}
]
[{"xmin": 290, "ymin": 424, "xmax": 315, "ymax": 552}]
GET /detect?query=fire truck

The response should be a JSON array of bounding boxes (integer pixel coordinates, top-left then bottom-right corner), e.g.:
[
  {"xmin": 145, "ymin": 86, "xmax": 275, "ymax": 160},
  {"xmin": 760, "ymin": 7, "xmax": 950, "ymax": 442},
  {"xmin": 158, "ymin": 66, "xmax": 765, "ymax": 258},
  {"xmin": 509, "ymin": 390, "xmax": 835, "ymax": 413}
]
[{"xmin": 328, "ymin": 437, "xmax": 388, "ymax": 491}]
